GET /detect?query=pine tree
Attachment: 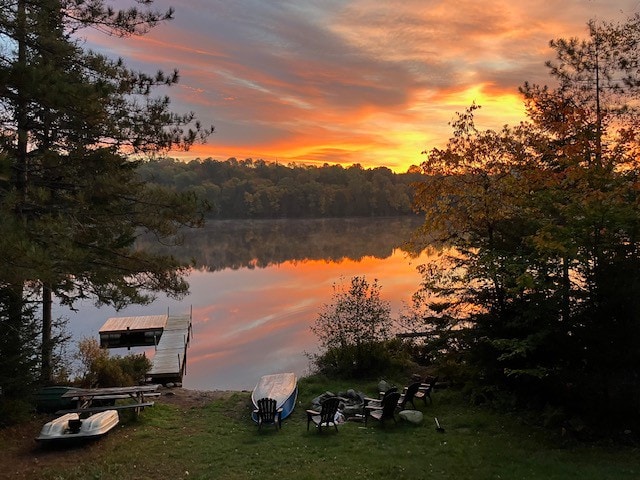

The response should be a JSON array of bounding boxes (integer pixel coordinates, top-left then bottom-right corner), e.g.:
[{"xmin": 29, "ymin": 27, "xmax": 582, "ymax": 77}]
[
  {"xmin": 0, "ymin": 0, "xmax": 212, "ymax": 391},
  {"xmin": 412, "ymin": 15, "xmax": 640, "ymax": 430}
]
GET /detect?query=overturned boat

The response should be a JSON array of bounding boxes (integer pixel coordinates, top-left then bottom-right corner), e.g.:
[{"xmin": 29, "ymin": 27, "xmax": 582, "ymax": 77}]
[
  {"xmin": 34, "ymin": 385, "xmax": 82, "ymax": 413},
  {"xmin": 36, "ymin": 410, "xmax": 119, "ymax": 443},
  {"xmin": 251, "ymin": 372, "xmax": 298, "ymax": 423}
]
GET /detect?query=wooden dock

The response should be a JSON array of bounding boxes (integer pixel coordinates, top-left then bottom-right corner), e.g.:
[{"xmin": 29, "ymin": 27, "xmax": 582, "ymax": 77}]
[
  {"xmin": 98, "ymin": 312, "xmax": 193, "ymax": 384},
  {"xmin": 148, "ymin": 314, "xmax": 192, "ymax": 383}
]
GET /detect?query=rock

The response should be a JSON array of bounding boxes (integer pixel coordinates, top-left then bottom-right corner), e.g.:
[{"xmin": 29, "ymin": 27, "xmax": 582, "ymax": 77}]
[
  {"xmin": 340, "ymin": 389, "xmax": 364, "ymax": 401},
  {"xmin": 311, "ymin": 392, "xmax": 337, "ymax": 411},
  {"xmin": 165, "ymin": 382, "xmax": 175, "ymax": 388},
  {"xmin": 378, "ymin": 380, "xmax": 392, "ymax": 393},
  {"xmin": 399, "ymin": 410, "xmax": 424, "ymax": 424},
  {"xmin": 343, "ymin": 404, "xmax": 363, "ymax": 417},
  {"xmin": 311, "ymin": 389, "xmax": 365, "ymax": 418}
]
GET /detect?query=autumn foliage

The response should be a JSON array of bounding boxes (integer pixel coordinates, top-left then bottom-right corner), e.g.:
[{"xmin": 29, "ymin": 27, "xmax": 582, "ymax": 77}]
[{"xmin": 411, "ymin": 15, "xmax": 640, "ymax": 435}]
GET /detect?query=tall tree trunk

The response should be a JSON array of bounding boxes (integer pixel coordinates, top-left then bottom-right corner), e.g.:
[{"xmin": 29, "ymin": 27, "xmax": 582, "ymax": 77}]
[
  {"xmin": 13, "ymin": 0, "xmax": 28, "ymax": 202},
  {"xmin": 1, "ymin": 284, "xmax": 27, "ymax": 397},
  {"xmin": 593, "ymin": 34, "xmax": 603, "ymax": 168},
  {"xmin": 2, "ymin": 0, "xmax": 35, "ymax": 395},
  {"xmin": 561, "ymin": 256, "xmax": 570, "ymax": 323},
  {"xmin": 41, "ymin": 284, "xmax": 53, "ymax": 384}
]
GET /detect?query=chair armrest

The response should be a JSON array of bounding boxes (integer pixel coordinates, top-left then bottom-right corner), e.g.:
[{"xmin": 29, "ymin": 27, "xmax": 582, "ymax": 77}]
[
  {"xmin": 363, "ymin": 398, "xmax": 382, "ymax": 409},
  {"xmin": 364, "ymin": 405, "xmax": 383, "ymax": 411},
  {"xmin": 306, "ymin": 409, "xmax": 320, "ymax": 416}
]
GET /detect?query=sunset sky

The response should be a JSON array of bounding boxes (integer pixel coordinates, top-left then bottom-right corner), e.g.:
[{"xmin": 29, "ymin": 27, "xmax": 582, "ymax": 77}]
[{"xmin": 90, "ymin": 0, "xmax": 638, "ymax": 172}]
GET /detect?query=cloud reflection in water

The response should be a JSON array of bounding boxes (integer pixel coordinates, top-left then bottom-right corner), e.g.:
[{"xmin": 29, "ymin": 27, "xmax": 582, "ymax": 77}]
[
  {"xmin": 182, "ymin": 251, "xmax": 426, "ymax": 390},
  {"xmin": 61, "ymin": 218, "xmax": 430, "ymax": 391}
]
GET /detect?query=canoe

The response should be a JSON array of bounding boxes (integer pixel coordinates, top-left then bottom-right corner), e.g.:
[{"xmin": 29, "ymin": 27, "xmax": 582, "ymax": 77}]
[
  {"xmin": 36, "ymin": 410, "xmax": 119, "ymax": 443},
  {"xmin": 251, "ymin": 372, "xmax": 298, "ymax": 422},
  {"xmin": 34, "ymin": 386, "xmax": 82, "ymax": 413}
]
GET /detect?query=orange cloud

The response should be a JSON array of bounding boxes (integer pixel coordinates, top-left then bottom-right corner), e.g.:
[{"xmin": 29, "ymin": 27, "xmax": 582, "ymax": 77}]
[{"xmin": 82, "ymin": 1, "xmax": 638, "ymax": 172}]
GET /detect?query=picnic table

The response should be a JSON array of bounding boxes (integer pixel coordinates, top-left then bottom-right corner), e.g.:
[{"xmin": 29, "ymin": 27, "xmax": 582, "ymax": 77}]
[{"xmin": 56, "ymin": 384, "xmax": 161, "ymax": 416}]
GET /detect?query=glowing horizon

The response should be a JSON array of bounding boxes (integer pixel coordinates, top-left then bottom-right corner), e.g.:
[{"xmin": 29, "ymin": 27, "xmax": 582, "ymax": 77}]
[{"xmin": 87, "ymin": 1, "xmax": 639, "ymax": 173}]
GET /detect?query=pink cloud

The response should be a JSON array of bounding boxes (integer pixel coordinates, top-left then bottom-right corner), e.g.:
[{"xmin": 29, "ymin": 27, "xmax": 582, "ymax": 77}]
[{"xmin": 82, "ymin": 0, "xmax": 638, "ymax": 171}]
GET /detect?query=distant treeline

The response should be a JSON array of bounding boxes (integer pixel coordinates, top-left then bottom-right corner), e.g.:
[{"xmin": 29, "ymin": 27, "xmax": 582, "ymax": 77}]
[{"xmin": 137, "ymin": 157, "xmax": 425, "ymax": 218}]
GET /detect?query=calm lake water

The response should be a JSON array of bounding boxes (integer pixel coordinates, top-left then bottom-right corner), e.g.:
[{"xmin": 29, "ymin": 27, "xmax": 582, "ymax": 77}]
[{"xmin": 57, "ymin": 217, "xmax": 431, "ymax": 391}]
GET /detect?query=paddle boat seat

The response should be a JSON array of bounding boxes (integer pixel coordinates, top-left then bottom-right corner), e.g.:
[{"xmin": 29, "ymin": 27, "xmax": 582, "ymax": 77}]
[{"xmin": 253, "ymin": 397, "xmax": 283, "ymax": 430}]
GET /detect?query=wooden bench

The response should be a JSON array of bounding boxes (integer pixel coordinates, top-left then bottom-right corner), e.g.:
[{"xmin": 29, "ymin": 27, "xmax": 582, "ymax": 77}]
[{"xmin": 55, "ymin": 401, "xmax": 155, "ymax": 415}]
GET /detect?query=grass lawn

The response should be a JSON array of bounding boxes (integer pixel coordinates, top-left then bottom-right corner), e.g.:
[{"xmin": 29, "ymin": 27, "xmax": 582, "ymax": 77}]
[{"xmin": 5, "ymin": 376, "xmax": 640, "ymax": 480}]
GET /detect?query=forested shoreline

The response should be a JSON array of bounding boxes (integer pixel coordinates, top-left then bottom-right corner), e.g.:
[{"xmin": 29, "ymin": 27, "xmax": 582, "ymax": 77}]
[{"xmin": 137, "ymin": 157, "xmax": 424, "ymax": 218}]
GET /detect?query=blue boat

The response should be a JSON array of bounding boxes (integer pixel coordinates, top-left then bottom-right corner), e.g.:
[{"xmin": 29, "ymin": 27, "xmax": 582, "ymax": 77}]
[{"xmin": 251, "ymin": 372, "xmax": 298, "ymax": 422}]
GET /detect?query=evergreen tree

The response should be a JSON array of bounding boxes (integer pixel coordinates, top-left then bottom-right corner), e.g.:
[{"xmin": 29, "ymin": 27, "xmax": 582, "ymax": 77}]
[
  {"xmin": 412, "ymin": 15, "xmax": 640, "ymax": 431},
  {"xmin": 0, "ymin": 0, "xmax": 211, "ymax": 392}
]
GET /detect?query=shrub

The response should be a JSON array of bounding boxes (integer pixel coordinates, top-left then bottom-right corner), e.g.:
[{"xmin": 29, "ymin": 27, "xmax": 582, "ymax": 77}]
[
  {"xmin": 310, "ymin": 276, "xmax": 398, "ymax": 377},
  {"xmin": 75, "ymin": 338, "xmax": 151, "ymax": 387}
]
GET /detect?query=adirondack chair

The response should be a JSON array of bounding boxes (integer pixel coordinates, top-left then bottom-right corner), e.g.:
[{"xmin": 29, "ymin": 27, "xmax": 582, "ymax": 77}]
[
  {"xmin": 398, "ymin": 382, "xmax": 422, "ymax": 410},
  {"xmin": 414, "ymin": 376, "xmax": 438, "ymax": 405},
  {"xmin": 306, "ymin": 397, "xmax": 341, "ymax": 433},
  {"xmin": 365, "ymin": 391, "xmax": 401, "ymax": 426},
  {"xmin": 363, "ymin": 386, "xmax": 398, "ymax": 409},
  {"xmin": 254, "ymin": 397, "xmax": 282, "ymax": 430}
]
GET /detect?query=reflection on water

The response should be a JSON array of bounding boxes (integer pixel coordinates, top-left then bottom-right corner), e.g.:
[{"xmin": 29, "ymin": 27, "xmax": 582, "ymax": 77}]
[
  {"xmin": 59, "ymin": 217, "xmax": 429, "ymax": 391},
  {"xmin": 138, "ymin": 217, "xmax": 423, "ymax": 271}
]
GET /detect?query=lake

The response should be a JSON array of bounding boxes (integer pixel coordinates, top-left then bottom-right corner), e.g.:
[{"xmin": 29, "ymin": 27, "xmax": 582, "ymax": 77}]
[{"xmin": 57, "ymin": 217, "xmax": 431, "ymax": 391}]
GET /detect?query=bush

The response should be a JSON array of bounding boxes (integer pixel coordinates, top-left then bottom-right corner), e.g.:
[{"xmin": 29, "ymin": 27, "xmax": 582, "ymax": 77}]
[
  {"xmin": 310, "ymin": 339, "xmax": 413, "ymax": 379},
  {"xmin": 90, "ymin": 354, "xmax": 151, "ymax": 387},
  {"xmin": 310, "ymin": 276, "xmax": 403, "ymax": 378},
  {"xmin": 118, "ymin": 354, "xmax": 153, "ymax": 384},
  {"xmin": 75, "ymin": 338, "xmax": 151, "ymax": 387}
]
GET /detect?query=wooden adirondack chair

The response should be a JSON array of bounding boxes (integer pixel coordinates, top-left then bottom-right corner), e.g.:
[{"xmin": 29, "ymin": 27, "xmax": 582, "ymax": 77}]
[
  {"xmin": 414, "ymin": 376, "xmax": 438, "ymax": 405},
  {"xmin": 364, "ymin": 391, "xmax": 401, "ymax": 426},
  {"xmin": 306, "ymin": 397, "xmax": 341, "ymax": 433},
  {"xmin": 254, "ymin": 397, "xmax": 282, "ymax": 430},
  {"xmin": 363, "ymin": 386, "xmax": 398, "ymax": 409},
  {"xmin": 398, "ymin": 382, "xmax": 422, "ymax": 410}
]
